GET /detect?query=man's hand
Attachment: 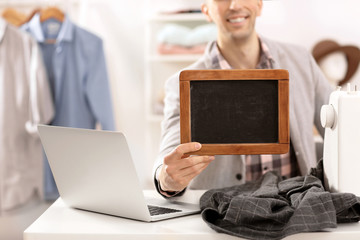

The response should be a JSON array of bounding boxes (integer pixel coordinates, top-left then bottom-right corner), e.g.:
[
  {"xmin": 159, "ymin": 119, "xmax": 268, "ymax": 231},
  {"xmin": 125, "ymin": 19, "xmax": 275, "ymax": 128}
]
[{"xmin": 158, "ymin": 142, "xmax": 215, "ymax": 192}]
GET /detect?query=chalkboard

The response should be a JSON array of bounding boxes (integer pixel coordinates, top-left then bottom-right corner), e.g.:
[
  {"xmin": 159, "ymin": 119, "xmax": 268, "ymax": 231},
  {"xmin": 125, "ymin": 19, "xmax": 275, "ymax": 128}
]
[{"xmin": 179, "ymin": 69, "xmax": 289, "ymax": 155}]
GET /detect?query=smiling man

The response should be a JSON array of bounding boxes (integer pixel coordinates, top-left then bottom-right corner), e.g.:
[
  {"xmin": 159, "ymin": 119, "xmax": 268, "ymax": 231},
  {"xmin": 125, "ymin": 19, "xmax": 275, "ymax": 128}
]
[
  {"xmin": 153, "ymin": 0, "xmax": 333, "ymax": 197},
  {"xmin": 203, "ymin": 0, "xmax": 262, "ymax": 69}
]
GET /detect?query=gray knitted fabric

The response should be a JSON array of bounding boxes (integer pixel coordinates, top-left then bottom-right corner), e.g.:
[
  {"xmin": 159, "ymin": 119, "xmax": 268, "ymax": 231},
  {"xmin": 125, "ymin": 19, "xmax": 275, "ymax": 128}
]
[{"xmin": 200, "ymin": 171, "xmax": 360, "ymax": 240}]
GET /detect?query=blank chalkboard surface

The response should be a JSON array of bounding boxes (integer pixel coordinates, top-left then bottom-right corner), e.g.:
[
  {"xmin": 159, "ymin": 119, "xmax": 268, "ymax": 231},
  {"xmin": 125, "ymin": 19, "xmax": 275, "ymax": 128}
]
[{"xmin": 179, "ymin": 69, "xmax": 289, "ymax": 155}]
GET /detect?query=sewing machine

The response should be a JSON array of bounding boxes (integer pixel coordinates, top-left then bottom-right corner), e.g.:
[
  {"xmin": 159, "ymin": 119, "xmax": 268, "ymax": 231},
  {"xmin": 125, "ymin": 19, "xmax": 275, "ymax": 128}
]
[{"xmin": 321, "ymin": 84, "xmax": 360, "ymax": 196}]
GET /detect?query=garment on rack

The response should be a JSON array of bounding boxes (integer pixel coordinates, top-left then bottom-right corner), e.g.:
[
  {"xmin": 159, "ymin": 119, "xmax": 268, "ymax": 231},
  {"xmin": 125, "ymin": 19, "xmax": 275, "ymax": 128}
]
[
  {"xmin": 156, "ymin": 23, "xmax": 216, "ymax": 55},
  {"xmin": 22, "ymin": 13, "xmax": 115, "ymax": 200},
  {"xmin": 0, "ymin": 18, "xmax": 54, "ymax": 210},
  {"xmin": 200, "ymin": 170, "xmax": 360, "ymax": 240}
]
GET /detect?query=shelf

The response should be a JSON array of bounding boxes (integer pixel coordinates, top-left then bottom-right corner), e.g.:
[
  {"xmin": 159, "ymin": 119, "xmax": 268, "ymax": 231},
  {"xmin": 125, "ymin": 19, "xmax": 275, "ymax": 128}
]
[
  {"xmin": 147, "ymin": 54, "xmax": 203, "ymax": 63},
  {"xmin": 149, "ymin": 13, "xmax": 206, "ymax": 22},
  {"xmin": 145, "ymin": 11, "xmax": 208, "ymax": 167}
]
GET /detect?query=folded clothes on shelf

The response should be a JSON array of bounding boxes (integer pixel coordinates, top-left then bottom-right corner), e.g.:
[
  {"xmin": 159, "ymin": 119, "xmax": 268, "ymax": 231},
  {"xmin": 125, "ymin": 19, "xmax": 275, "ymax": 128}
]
[
  {"xmin": 157, "ymin": 43, "xmax": 207, "ymax": 55},
  {"xmin": 157, "ymin": 23, "xmax": 217, "ymax": 48}
]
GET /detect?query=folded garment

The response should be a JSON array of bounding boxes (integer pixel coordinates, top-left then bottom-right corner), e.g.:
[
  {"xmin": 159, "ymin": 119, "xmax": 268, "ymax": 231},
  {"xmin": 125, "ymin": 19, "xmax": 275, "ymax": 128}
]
[
  {"xmin": 157, "ymin": 43, "xmax": 207, "ymax": 55},
  {"xmin": 157, "ymin": 23, "xmax": 217, "ymax": 47},
  {"xmin": 200, "ymin": 170, "xmax": 360, "ymax": 240}
]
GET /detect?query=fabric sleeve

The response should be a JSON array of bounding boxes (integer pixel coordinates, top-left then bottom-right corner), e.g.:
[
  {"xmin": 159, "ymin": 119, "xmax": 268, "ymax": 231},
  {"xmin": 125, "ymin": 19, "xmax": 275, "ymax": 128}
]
[
  {"xmin": 152, "ymin": 72, "xmax": 190, "ymax": 197},
  {"xmin": 152, "ymin": 72, "xmax": 182, "ymax": 182},
  {"xmin": 26, "ymin": 38, "xmax": 54, "ymax": 136},
  {"xmin": 85, "ymin": 39, "xmax": 115, "ymax": 131},
  {"xmin": 153, "ymin": 164, "xmax": 185, "ymax": 198}
]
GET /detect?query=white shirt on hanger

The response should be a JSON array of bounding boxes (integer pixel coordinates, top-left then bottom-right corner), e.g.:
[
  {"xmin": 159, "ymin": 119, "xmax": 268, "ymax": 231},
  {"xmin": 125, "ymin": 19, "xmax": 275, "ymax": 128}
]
[{"xmin": 0, "ymin": 18, "xmax": 54, "ymax": 211}]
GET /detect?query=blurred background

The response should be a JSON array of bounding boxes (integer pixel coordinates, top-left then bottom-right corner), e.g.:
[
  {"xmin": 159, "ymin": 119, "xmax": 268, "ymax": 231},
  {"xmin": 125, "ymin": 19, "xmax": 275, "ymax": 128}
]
[{"xmin": 0, "ymin": 0, "xmax": 359, "ymax": 239}]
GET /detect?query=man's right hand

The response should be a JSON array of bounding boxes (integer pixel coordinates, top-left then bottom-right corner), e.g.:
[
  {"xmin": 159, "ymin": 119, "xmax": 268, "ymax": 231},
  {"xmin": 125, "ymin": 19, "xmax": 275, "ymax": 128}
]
[{"xmin": 158, "ymin": 142, "xmax": 215, "ymax": 192}]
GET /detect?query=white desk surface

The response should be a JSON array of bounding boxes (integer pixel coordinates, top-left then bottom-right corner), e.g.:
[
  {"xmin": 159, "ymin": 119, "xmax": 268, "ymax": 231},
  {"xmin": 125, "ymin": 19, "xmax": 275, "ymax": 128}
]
[{"xmin": 24, "ymin": 190, "xmax": 360, "ymax": 240}]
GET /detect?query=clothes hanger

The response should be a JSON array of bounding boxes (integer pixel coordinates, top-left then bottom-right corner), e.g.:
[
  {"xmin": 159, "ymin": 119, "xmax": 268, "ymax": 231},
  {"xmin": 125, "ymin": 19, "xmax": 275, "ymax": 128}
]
[
  {"xmin": 24, "ymin": 8, "xmax": 41, "ymax": 24},
  {"xmin": 40, "ymin": 7, "xmax": 64, "ymax": 23},
  {"xmin": 39, "ymin": 7, "xmax": 64, "ymax": 44},
  {"xmin": 2, "ymin": 8, "xmax": 27, "ymax": 26}
]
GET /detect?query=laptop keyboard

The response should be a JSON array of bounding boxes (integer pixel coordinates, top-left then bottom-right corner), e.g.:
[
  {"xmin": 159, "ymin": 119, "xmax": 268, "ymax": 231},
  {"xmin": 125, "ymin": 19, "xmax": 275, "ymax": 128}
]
[{"xmin": 148, "ymin": 205, "xmax": 182, "ymax": 216}]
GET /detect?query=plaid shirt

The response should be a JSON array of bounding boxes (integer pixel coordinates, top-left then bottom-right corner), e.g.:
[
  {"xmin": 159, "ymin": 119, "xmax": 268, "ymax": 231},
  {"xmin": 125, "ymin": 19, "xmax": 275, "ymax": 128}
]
[{"xmin": 212, "ymin": 38, "xmax": 299, "ymax": 181}]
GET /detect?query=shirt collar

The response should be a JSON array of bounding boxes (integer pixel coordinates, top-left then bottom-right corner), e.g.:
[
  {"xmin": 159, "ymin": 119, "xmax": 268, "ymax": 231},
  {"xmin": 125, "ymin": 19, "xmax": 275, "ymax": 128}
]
[
  {"xmin": 258, "ymin": 40, "xmax": 275, "ymax": 69},
  {"xmin": 27, "ymin": 13, "xmax": 73, "ymax": 43},
  {"xmin": 0, "ymin": 18, "xmax": 6, "ymax": 43},
  {"xmin": 211, "ymin": 37, "xmax": 275, "ymax": 70}
]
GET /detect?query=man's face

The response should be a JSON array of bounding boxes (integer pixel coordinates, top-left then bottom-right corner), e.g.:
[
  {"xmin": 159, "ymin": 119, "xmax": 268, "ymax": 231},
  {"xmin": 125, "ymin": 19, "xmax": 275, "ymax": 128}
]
[{"xmin": 202, "ymin": 0, "xmax": 263, "ymax": 43}]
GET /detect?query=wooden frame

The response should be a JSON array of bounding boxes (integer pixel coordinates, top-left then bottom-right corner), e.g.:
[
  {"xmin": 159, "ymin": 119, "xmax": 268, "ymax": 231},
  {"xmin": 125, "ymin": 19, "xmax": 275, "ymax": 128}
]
[{"xmin": 179, "ymin": 69, "xmax": 289, "ymax": 155}]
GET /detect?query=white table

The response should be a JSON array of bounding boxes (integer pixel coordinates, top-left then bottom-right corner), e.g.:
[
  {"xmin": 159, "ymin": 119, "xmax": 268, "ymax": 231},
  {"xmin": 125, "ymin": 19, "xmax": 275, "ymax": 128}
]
[{"xmin": 24, "ymin": 190, "xmax": 360, "ymax": 240}]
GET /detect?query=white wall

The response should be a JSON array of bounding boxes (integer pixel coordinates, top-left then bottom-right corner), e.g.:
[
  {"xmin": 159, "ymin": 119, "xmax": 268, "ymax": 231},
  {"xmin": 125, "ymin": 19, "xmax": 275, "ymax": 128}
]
[
  {"xmin": 257, "ymin": 0, "xmax": 360, "ymax": 85},
  {"xmin": 259, "ymin": 0, "xmax": 360, "ymax": 47}
]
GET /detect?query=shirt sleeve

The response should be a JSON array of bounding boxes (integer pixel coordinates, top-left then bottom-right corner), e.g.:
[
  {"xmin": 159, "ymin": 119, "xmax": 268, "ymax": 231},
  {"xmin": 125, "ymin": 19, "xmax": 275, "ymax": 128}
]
[
  {"xmin": 26, "ymin": 38, "xmax": 54, "ymax": 136},
  {"xmin": 152, "ymin": 73, "xmax": 181, "ymax": 177},
  {"xmin": 153, "ymin": 164, "xmax": 185, "ymax": 198},
  {"xmin": 85, "ymin": 39, "xmax": 115, "ymax": 131}
]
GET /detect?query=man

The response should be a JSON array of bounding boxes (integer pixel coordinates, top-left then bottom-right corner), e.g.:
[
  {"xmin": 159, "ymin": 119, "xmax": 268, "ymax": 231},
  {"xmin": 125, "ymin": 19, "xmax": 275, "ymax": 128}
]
[{"xmin": 153, "ymin": 0, "xmax": 333, "ymax": 197}]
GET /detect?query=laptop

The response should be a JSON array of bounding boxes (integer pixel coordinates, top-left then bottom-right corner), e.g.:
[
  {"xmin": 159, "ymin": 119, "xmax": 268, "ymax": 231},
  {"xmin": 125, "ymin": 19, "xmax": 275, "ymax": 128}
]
[{"xmin": 37, "ymin": 125, "xmax": 200, "ymax": 222}]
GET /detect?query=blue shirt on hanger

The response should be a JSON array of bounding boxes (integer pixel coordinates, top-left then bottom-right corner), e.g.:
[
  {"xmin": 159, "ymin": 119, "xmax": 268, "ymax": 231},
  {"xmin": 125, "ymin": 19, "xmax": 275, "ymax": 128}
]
[
  {"xmin": 22, "ymin": 13, "xmax": 115, "ymax": 130},
  {"xmin": 22, "ymin": 14, "xmax": 115, "ymax": 200}
]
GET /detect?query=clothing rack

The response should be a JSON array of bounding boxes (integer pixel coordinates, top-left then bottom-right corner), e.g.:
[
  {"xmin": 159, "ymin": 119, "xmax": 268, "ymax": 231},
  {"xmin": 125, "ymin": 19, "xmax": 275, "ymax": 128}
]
[
  {"xmin": 0, "ymin": 0, "xmax": 78, "ymax": 7},
  {"xmin": 0, "ymin": 0, "xmax": 85, "ymax": 26}
]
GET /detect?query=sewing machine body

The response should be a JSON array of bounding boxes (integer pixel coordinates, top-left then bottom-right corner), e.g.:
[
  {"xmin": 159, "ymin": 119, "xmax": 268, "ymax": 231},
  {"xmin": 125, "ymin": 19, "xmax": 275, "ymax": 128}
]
[{"xmin": 321, "ymin": 85, "xmax": 360, "ymax": 196}]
